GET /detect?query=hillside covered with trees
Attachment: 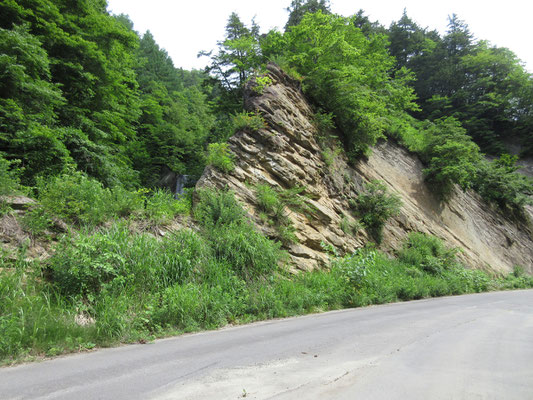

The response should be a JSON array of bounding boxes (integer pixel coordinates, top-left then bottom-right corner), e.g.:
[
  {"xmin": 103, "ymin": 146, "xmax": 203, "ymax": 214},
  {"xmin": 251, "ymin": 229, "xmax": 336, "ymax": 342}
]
[{"xmin": 0, "ymin": 0, "xmax": 532, "ymax": 363}]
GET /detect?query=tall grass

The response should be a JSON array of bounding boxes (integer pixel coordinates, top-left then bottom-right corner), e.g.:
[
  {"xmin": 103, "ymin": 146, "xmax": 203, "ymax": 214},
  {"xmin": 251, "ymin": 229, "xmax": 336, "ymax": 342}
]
[{"xmin": 1, "ymin": 191, "xmax": 532, "ymax": 365}]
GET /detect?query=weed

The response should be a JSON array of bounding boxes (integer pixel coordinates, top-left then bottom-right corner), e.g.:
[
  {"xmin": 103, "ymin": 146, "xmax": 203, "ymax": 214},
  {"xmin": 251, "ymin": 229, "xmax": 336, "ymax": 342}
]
[
  {"xmin": 353, "ymin": 180, "xmax": 402, "ymax": 243},
  {"xmin": 232, "ymin": 112, "xmax": 266, "ymax": 133},
  {"xmin": 206, "ymin": 143, "xmax": 235, "ymax": 173},
  {"xmin": 252, "ymin": 75, "xmax": 273, "ymax": 95}
]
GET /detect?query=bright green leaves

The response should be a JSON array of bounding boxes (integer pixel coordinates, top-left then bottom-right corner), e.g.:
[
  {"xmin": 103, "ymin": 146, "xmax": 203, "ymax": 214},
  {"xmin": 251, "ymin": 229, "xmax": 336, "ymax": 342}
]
[
  {"xmin": 270, "ymin": 12, "xmax": 418, "ymax": 158},
  {"xmin": 422, "ymin": 117, "xmax": 481, "ymax": 196}
]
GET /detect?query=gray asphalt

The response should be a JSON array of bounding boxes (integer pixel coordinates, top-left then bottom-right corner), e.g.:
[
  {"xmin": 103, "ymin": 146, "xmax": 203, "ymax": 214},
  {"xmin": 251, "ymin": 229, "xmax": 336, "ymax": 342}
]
[{"xmin": 1, "ymin": 290, "xmax": 532, "ymax": 399}]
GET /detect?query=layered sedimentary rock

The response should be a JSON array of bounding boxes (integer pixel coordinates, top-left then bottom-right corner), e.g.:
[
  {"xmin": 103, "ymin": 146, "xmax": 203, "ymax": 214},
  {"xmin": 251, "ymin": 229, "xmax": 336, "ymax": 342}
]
[{"xmin": 197, "ymin": 63, "xmax": 533, "ymax": 274}]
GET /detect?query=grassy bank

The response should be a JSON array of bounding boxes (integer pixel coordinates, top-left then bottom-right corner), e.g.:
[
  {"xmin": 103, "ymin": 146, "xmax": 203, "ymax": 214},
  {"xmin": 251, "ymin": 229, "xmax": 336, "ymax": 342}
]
[{"xmin": 1, "ymin": 188, "xmax": 532, "ymax": 366}]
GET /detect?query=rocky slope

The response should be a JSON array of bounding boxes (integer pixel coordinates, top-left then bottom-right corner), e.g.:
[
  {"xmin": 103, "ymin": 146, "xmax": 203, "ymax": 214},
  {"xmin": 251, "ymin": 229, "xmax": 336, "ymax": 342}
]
[{"xmin": 197, "ymin": 63, "xmax": 533, "ymax": 274}]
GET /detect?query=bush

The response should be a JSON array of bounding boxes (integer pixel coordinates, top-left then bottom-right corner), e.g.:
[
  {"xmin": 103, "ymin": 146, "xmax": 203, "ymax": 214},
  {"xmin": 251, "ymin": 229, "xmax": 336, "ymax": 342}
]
[
  {"xmin": 255, "ymin": 184, "xmax": 312, "ymax": 244},
  {"xmin": 19, "ymin": 206, "xmax": 53, "ymax": 237},
  {"xmin": 206, "ymin": 143, "xmax": 234, "ymax": 173},
  {"xmin": 398, "ymin": 232, "xmax": 460, "ymax": 275},
  {"xmin": 232, "ymin": 112, "xmax": 266, "ymax": 132},
  {"xmin": 195, "ymin": 189, "xmax": 285, "ymax": 280},
  {"xmin": 251, "ymin": 75, "xmax": 273, "ymax": 95},
  {"xmin": 354, "ymin": 180, "xmax": 402, "ymax": 243},
  {"xmin": 0, "ymin": 155, "xmax": 20, "ymax": 196},
  {"xmin": 194, "ymin": 189, "xmax": 244, "ymax": 228},
  {"xmin": 422, "ymin": 118, "xmax": 482, "ymax": 197},
  {"xmin": 37, "ymin": 172, "xmax": 113, "ymax": 226},
  {"xmin": 472, "ymin": 156, "xmax": 533, "ymax": 218},
  {"xmin": 143, "ymin": 188, "xmax": 190, "ymax": 224},
  {"xmin": 211, "ymin": 222, "xmax": 285, "ymax": 280},
  {"xmin": 48, "ymin": 225, "xmax": 211, "ymax": 298},
  {"xmin": 333, "ymin": 248, "xmax": 377, "ymax": 290}
]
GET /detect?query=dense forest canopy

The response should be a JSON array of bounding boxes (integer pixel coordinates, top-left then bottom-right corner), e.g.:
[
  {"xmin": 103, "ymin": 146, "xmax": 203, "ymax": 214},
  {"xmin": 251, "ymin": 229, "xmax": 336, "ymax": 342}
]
[{"xmin": 0, "ymin": 0, "xmax": 532, "ymax": 213}]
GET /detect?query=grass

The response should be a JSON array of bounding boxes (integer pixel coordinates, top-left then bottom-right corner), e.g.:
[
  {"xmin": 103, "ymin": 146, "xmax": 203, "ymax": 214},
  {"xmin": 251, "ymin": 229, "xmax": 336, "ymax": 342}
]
[{"xmin": 0, "ymin": 190, "xmax": 532, "ymax": 366}]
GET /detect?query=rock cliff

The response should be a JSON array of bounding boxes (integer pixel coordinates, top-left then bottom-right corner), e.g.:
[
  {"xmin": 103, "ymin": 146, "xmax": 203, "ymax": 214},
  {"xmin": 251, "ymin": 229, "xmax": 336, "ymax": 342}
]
[{"xmin": 197, "ymin": 64, "xmax": 533, "ymax": 274}]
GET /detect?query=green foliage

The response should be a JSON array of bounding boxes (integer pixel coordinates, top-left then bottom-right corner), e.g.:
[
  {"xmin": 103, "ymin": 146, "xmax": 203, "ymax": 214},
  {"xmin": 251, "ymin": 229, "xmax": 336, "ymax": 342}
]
[
  {"xmin": 210, "ymin": 222, "xmax": 285, "ymax": 280},
  {"xmin": 36, "ymin": 172, "xmax": 187, "ymax": 227},
  {"xmin": 285, "ymin": 0, "xmax": 331, "ymax": 30},
  {"xmin": 398, "ymin": 233, "xmax": 460, "ymax": 275},
  {"xmin": 1, "ymin": 222, "xmax": 532, "ymax": 364},
  {"xmin": 143, "ymin": 189, "xmax": 191, "ymax": 224},
  {"xmin": 194, "ymin": 189, "xmax": 245, "ymax": 228},
  {"xmin": 422, "ymin": 118, "xmax": 482, "ymax": 196},
  {"xmin": 339, "ymin": 214, "xmax": 362, "ymax": 236},
  {"xmin": 354, "ymin": 180, "xmax": 402, "ymax": 243},
  {"xmin": 37, "ymin": 172, "xmax": 118, "ymax": 226},
  {"xmin": 199, "ymin": 12, "xmax": 262, "ymax": 112},
  {"xmin": 251, "ymin": 75, "xmax": 273, "ymax": 94},
  {"xmin": 333, "ymin": 248, "xmax": 376, "ymax": 289},
  {"xmin": 472, "ymin": 157, "xmax": 533, "ymax": 217},
  {"xmin": 388, "ymin": 11, "xmax": 533, "ymax": 156},
  {"xmin": 264, "ymin": 12, "xmax": 418, "ymax": 159},
  {"xmin": 19, "ymin": 206, "xmax": 52, "ymax": 238},
  {"xmin": 206, "ymin": 143, "xmax": 235, "ymax": 173},
  {"xmin": 232, "ymin": 111, "xmax": 266, "ymax": 132},
  {"xmin": 0, "ymin": 155, "xmax": 20, "ymax": 196},
  {"xmin": 195, "ymin": 189, "xmax": 285, "ymax": 279},
  {"xmin": 255, "ymin": 184, "xmax": 314, "ymax": 244},
  {"xmin": 49, "ymin": 225, "xmax": 211, "ymax": 298}
]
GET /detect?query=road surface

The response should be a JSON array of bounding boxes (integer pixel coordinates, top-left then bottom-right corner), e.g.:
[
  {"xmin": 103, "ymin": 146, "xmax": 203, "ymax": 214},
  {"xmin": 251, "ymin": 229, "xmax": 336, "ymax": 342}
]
[{"xmin": 1, "ymin": 290, "xmax": 532, "ymax": 399}]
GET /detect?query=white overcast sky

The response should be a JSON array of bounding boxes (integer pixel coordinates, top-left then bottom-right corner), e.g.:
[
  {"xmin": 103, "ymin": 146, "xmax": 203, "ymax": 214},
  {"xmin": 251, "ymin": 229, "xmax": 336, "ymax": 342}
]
[{"xmin": 106, "ymin": 0, "xmax": 533, "ymax": 72}]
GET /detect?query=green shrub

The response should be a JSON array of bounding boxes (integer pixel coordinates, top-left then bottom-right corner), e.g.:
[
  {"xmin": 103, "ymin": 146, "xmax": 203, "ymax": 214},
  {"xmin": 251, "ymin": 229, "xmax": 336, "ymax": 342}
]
[
  {"xmin": 48, "ymin": 225, "xmax": 211, "ymax": 298},
  {"xmin": 340, "ymin": 214, "xmax": 362, "ymax": 236},
  {"xmin": 232, "ymin": 112, "xmax": 266, "ymax": 132},
  {"xmin": 255, "ymin": 184, "xmax": 311, "ymax": 245},
  {"xmin": 194, "ymin": 189, "xmax": 245, "ymax": 228},
  {"xmin": 333, "ymin": 248, "xmax": 377, "ymax": 290},
  {"xmin": 251, "ymin": 75, "xmax": 273, "ymax": 95},
  {"xmin": 211, "ymin": 222, "xmax": 285, "ymax": 280},
  {"xmin": 37, "ymin": 172, "xmax": 121, "ymax": 226},
  {"xmin": 398, "ymin": 232, "xmax": 460, "ymax": 275},
  {"xmin": 472, "ymin": 157, "xmax": 533, "ymax": 218},
  {"xmin": 354, "ymin": 180, "xmax": 402, "ymax": 243},
  {"xmin": 143, "ymin": 189, "xmax": 190, "ymax": 224},
  {"xmin": 19, "ymin": 206, "xmax": 53, "ymax": 237},
  {"xmin": 0, "ymin": 155, "xmax": 20, "ymax": 196},
  {"xmin": 422, "ymin": 118, "xmax": 482, "ymax": 197},
  {"xmin": 206, "ymin": 143, "xmax": 234, "ymax": 173},
  {"xmin": 256, "ymin": 184, "xmax": 282, "ymax": 216}
]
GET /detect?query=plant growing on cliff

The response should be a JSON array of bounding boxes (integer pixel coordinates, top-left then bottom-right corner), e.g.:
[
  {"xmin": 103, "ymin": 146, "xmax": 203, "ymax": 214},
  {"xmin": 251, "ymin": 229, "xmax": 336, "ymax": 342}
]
[
  {"xmin": 206, "ymin": 143, "xmax": 235, "ymax": 173},
  {"xmin": 353, "ymin": 180, "xmax": 402, "ymax": 243},
  {"xmin": 251, "ymin": 75, "xmax": 273, "ymax": 95},
  {"xmin": 398, "ymin": 232, "xmax": 461, "ymax": 275},
  {"xmin": 262, "ymin": 12, "xmax": 418, "ymax": 159},
  {"xmin": 255, "ymin": 184, "xmax": 314, "ymax": 244},
  {"xmin": 422, "ymin": 117, "xmax": 482, "ymax": 197},
  {"xmin": 232, "ymin": 112, "xmax": 266, "ymax": 133}
]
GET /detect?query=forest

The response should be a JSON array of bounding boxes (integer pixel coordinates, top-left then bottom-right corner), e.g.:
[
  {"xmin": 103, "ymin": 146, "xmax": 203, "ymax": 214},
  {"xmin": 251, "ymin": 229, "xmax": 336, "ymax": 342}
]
[
  {"xmin": 1, "ymin": 0, "xmax": 532, "ymax": 206},
  {"xmin": 0, "ymin": 0, "xmax": 533, "ymax": 363}
]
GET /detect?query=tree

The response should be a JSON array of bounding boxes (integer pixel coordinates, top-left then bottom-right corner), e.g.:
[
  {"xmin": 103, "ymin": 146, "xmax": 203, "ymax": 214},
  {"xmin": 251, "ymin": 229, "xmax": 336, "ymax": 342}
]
[
  {"xmin": 422, "ymin": 117, "xmax": 482, "ymax": 196},
  {"xmin": 199, "ymin": 13, "xmax": 261, "ymax": 112},
  {"xmin": 285, "ymin": 0, "xmax": 331, "ymax": 30},
  {"xmin": 274, "ymin": 12, "xmax": 417, "ymax": 158}
]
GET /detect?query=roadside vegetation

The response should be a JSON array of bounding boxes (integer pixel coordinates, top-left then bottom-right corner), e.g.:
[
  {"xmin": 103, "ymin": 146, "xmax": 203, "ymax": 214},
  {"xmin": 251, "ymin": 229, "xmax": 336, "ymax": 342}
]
[
  {"xmin": 1, "ymin": 188, "xmax": 532, "ymax": 365},
  {"xmin": 1, "ymin": 0, "xmax": 533, "ymax": 366}
]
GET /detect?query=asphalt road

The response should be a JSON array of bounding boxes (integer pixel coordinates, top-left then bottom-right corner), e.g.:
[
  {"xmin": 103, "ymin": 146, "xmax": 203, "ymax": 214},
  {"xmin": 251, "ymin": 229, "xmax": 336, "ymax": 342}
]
[{"xmin": 1, "ymin": 290, "xmax": 532, "ymax": 400}]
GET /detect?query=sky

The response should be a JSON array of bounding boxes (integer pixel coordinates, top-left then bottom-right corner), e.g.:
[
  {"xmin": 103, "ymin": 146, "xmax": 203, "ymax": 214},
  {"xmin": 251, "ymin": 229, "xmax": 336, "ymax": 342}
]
[{"xmin": 106, "ymin": 0, "xmax": 533, "ymax": 72}]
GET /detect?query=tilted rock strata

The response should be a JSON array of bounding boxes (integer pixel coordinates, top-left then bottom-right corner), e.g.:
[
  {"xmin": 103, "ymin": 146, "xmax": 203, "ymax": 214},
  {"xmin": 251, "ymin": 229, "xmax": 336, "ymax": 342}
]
[{"xmin": 197, "ymin": 63, "xmax": 533, "ymax": 274}]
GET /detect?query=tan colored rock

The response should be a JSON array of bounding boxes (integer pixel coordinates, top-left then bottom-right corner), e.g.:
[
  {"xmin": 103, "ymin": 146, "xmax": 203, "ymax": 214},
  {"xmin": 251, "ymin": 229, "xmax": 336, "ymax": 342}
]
[{"xmin": 197, "ymin": 63, "xmax": 533, "ymax": 274}]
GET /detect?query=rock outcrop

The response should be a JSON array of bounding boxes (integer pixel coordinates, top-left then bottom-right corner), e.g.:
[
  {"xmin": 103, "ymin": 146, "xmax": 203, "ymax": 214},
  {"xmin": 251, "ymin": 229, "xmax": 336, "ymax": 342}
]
[{"xmin": 197, "ymin": 63, "xmax": 533, "ymax": 274}]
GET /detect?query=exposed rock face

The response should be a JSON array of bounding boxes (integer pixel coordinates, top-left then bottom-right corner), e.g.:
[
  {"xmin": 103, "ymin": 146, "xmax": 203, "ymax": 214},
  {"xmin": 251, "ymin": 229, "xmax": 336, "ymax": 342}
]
[{"xmin": 197, "ymin": 63, "xmax": 533, "ymax": 274}]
